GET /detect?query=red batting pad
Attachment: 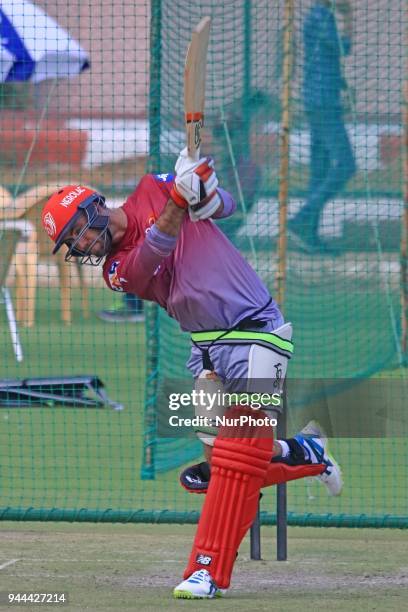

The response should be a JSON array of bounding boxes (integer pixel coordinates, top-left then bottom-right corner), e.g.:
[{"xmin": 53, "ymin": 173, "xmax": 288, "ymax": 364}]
[
  {"xmin": 183, "ymin": 406, "xmax": 273, "ymax": 589},
  {"xmin": 263, "ymin": 461, "xmax": 325, "ymax": 486}
]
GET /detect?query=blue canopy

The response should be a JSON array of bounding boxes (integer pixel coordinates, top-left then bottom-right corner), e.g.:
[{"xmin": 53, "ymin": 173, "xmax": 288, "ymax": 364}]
[{"xmin": 0, "ymin": 0, "xmax": 89, "ymax": 83}]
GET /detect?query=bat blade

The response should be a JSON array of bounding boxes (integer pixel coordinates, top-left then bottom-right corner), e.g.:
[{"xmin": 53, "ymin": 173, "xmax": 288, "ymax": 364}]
[{"xmin": 184, "ymin": 16, "xmax": 211, "ymax": 159}]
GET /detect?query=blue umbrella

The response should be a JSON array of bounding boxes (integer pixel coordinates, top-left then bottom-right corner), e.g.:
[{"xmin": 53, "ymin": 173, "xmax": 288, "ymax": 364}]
[
  {"xmin": 0, "ymin": 0, "xmax": 89, "ymax": 83},
  {"xmin": 0, "ymin": 0, "xmax": 90, "ymax": 195}
]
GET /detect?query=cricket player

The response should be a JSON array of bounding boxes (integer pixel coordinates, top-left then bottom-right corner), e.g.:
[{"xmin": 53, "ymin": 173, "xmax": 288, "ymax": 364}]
[{"xmin": 41, "ymin": 149, "xmax": 342, "ymax": 599}]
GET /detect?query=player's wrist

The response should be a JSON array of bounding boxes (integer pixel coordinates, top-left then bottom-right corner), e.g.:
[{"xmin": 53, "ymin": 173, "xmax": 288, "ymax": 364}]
[{"xmin": 170, "ymin": 185, "xmax": 189, "ymax": 209}]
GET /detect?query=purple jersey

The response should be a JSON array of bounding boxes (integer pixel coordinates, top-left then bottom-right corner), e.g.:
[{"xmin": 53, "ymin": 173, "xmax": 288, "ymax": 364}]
[{"xmin": 103, "ymin": 174, "xmax": 282, "ymax": 332}]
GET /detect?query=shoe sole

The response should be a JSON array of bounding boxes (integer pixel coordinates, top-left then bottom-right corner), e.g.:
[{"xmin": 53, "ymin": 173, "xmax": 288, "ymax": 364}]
[
  {"xmin": 300, "ymin": 421, "xmax": 343, "ymax": 496},
  {"xmin": 173, "ymin": 589, "xmax": 222, "ymax": 599},
  {"xmin": 319, "ymin": 450, "xmax": 343, "ymax": 497}
]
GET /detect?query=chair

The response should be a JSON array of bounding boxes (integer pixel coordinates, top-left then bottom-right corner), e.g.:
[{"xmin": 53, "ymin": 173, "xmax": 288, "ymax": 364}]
[
  {"xmin": 0, "ymin": 221, "xmax": 26, "ymax": 362},
  {"xmin": 0, "ymin": 184, "xmax": 90, "ymax": 326}
]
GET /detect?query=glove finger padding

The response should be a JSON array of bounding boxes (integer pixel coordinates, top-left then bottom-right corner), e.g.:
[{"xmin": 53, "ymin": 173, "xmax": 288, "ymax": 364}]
[
  {"xmin": 171, "ymin": 154, "xmax": 222, "ymax": 219},
  {"xmin": 195, "ymin": 157, "xmax": 214, "ymax": 182},
  {"xmin": 171, "ymin": 149, "xmax": 215, "ymax": 209},
  {"xmin": 188, "ymin": 189, "xmax": 221, "ymax": 222},
  {"xmin": 196, "ymin": 159, "xmax": 218, "ymax": 196},
  {"xmin": 175, "ymin": 146, "xmax": 203, "ymax": 175},
  {"xmin": 188, "ymin": 158, "xmax": 221, "ymax": 221},
  {"xmin": 171, "ymin": 171, "xmax": 202, "ymax": 209}
]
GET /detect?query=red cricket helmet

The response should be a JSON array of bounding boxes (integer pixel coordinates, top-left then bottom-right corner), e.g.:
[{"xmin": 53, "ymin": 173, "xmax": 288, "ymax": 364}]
[{"xmin": 42, "ymin": 185, "xmax": 103, "ymax": 254}]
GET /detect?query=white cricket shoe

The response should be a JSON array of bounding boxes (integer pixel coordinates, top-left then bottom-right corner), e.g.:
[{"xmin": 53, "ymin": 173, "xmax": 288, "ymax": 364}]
[
  {"xmin": 173, "ymin": 569, "xmax": 223, "ymax": 599},
  {"xmin": 295, "ymin": 420, "xmax": 343, "ymax": 496}
]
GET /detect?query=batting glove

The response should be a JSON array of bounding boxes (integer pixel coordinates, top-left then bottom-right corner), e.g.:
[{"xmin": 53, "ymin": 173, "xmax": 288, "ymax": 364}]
[
  {"xmin": 170, "ymin": 147, "xmax": 203, "ymax": 209},
  {"xmin": 170, "ymin": 148, "xmax": 221, "ymax": 220},
  {"xmin": 188, "ymin": 158, "xmax": 221, "ymax": 222}
]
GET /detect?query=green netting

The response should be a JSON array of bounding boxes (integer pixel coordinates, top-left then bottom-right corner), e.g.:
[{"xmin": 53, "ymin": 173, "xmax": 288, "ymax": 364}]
[
  {"xmin": 0, "ymin": 0, "xmax": 407, "ymax": 528},
  {"xmin": 142, "ymin": 0, "xmax": 408, "ymax": 526}
]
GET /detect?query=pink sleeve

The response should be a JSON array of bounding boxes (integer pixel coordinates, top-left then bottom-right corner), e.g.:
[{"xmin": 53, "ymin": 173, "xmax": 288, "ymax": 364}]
[
  {"xmin": 114, "ymin": 225, "xmax": 174, "ymax": 294},
  {"xmin": 118, "ymin": 242, "xmax": 165, "ymax": 296},
  {"xmin": 211, "ymin": 188, "xmax": 237, "ymax": 219}
]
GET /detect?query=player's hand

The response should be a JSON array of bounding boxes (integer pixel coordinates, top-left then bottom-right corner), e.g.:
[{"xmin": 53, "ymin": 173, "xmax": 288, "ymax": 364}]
[
  {"xmin": 188, "ymin": 158, "xmax": 221, "ymax": 222},
  {"xmin": 170, "ymin": 147, "xmax": 204, "ymax": 209},
  {"xmin": 174, "ymin": 146, "xmax": 202, "ymax": 176},
  {"xmin": 170, "ymin": 148, "xmax": 221, "ymax": 221}
]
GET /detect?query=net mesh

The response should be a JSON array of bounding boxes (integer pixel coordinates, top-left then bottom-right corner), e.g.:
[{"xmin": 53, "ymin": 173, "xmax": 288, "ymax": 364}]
[{"xmin": 0, "ymin": 0, "xmax": 407, "ymax": 526}]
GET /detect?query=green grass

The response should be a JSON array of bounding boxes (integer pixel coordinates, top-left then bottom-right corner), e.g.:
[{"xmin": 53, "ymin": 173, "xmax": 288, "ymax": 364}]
[
  {"xmin": 2, "ymin": 287, "xmax": 145, "ymax": 396},
  {"xmin": 1, "ymin": 287, "xmax": 146, "ymax": 510},
  {"xmin": 1, "ymin": 287, "xmax": 407, "ymax": 521},
  {"xmin": 0, "ymin": 522, "xmax": 407, "ymax": 610}
]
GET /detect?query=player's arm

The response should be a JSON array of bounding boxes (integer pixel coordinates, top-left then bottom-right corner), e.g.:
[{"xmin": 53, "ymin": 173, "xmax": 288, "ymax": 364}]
[
  {"xmin": 105, "ymin": 196, "xmax": 186, "ymax": 296},
  {"xmin": 108, "ymin": 153, "xmax": 232, "ymax": 294},
  {"xmin": 126, "ymin": 197, "xmax": 185, "ymax": 275},
  {"xmin": 211, "ymin": 187, "xmax": 236, "ymax": 219},
  {"xmin": 156, "ymin": 198, "xmax": 187, "ymax": 236}
]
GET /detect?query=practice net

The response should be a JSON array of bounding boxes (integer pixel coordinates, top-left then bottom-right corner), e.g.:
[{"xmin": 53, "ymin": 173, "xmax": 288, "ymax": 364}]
[{"xmin": 0, "ymin": 0, "xmax": 407, "ymax": 527}]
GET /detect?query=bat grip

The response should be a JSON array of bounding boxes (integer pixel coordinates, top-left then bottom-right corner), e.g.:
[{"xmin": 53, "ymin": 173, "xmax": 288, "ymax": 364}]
[{"xmin": 187, "ymin": 147, "xmax": 200, "ymax": 161}]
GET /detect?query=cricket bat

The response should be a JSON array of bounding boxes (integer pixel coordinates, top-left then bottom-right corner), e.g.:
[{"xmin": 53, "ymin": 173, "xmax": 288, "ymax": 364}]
[{"xmin": 184, "ymin": 16, "xmax": 211, "ymax": 159}]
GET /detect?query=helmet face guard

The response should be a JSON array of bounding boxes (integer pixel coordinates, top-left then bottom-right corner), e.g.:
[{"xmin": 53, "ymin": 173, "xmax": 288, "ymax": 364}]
[{"xmin": 54, "ymin": 194, "xmax": 112, "ymax": 266}]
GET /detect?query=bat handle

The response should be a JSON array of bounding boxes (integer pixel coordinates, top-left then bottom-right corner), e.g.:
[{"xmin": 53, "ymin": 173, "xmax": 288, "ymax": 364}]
[
  {"xmin": 187, "ymin": 147, "xmax": 200, "ymax": 161},
  {"xmin": 186, "ymin": 114, "xmax": 203, "ymax": 160}
]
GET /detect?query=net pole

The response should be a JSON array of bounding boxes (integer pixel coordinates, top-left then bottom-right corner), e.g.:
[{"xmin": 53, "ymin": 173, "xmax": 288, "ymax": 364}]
[
  {"xmin": 147, "ymin": 0, "xmax": 162, "ymax": 174},
  {"xmin": 249, "ymin": 507, "xmax": 261, "ymax": 560},
  {"xmin": 276, "ymin": 384, "xmax": 288, "ymax": 561},
  {"xmin": 141, "ymin": 0, "xmax": 162, "ymax": 479},
  {"xmin": 275, "ymin": 0, "xmax": 294, "ymax": 562},
  {"xmin": 276, "ymin": 0, "xmax": 294, "ymax": 308},
  {"xmin": 401, "ymin": 29, "xmax": 408, "ymax": 360}
]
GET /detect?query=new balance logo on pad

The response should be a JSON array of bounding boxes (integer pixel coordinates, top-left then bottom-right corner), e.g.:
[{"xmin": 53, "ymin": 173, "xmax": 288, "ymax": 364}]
[{"xmin": 196, "ymin": 554, "xmax": 212, "ymax": 566}]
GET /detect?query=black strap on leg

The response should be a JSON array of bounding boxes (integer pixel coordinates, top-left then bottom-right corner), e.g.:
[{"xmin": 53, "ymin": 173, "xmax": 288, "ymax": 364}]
[{"xmin": 202, "ymin": 348, "xmax": 214, "ymax": 371}]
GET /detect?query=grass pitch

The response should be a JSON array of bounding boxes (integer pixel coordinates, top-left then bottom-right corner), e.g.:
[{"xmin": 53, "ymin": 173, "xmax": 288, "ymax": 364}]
[
  {"xmin": 1, "ymin": 287, "xmax": 407, "ymax": 520},
  {"xmin": 0, "ymin": 522, "xmax": 407, "ymax": 611}
]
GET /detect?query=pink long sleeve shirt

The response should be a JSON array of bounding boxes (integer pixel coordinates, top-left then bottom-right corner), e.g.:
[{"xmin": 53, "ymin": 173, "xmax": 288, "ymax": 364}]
[{"xmin": 102, "ymin": 173, "xmax": 282, "ymax": 332}]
